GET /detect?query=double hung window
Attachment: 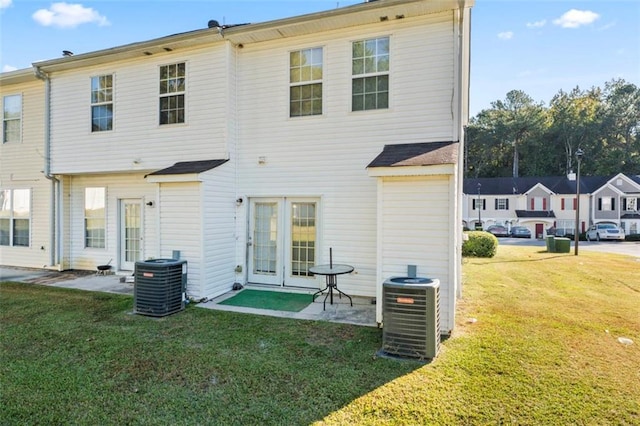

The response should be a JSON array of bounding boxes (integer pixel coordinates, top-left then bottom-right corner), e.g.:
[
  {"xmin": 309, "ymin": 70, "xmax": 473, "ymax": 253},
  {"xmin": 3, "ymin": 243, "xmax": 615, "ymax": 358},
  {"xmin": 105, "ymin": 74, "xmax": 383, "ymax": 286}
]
[
  {"xmin": 159, "ymin": 63, "xmax": 186, "ymax": 124},
  {"xmin": 290, "ymin": 47, "xmax": 323, "ymax": 117},
  {"xmin": 352, "ymin": 36, "xmax": 389, "ymax": 111},
  {"xmin": 3, "ymin": 94, "xmax": 21, "ymax": 143},
  {"xmin": 598, "ymin": 197, "xmax": 614, "ymax": 211},
  {"xmin": 85, "ymin": 187, "xmax": 106, "ymax": 248},
  {"xmin": 91, "ymin": 75, "xmax": 113, "ymax": 132},
  {"xmin": 495, "ymin": 198, "xmax": 509, "ymax": 210},
  {"xmin": 0, "ymin": 189, "xmax": 30, "ymax": 247}
]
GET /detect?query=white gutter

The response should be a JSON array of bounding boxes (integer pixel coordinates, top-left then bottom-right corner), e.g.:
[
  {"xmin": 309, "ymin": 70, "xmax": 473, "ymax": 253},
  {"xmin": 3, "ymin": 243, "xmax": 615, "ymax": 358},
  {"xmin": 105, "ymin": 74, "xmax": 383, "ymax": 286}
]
[{"xmin": 34, "ymin": 66, "xmax": 60, "ymax": 268}]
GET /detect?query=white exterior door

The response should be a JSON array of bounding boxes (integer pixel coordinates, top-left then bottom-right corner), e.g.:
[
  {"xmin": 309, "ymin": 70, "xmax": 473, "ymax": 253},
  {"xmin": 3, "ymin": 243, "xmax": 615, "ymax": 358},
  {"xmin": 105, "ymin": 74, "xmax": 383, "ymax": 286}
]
[
  {"xmin": 119, "ymin": 199, "xmax": 142, "ymax": 271},
  {"xmin": 248, "ymin": 198, "xmax": 319, "ymax": 288}
]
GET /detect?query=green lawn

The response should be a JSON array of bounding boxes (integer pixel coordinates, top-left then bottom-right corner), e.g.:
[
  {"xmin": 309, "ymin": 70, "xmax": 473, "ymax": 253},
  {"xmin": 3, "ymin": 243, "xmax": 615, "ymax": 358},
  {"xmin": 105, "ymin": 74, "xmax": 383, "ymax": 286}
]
[{"xmin": 1, "ymin": 246, "xmax": 639, "ymax": 425}]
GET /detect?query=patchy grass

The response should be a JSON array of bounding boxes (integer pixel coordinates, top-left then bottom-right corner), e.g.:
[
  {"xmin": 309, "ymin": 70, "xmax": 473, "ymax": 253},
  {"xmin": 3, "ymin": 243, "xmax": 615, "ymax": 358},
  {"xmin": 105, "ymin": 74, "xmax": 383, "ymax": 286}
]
[{"xmin": 2, "ymin": 246, "xmax": 639, "ymax": 425}]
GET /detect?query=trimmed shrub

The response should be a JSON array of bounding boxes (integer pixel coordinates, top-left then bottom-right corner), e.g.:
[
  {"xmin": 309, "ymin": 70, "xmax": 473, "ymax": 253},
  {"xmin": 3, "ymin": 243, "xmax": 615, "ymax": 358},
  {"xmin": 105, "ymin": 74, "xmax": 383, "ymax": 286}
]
[
  {"xmin": 462, "ymin": 231, "xmax": 498, "ymax": 258},
  {"xmin": 626, "ymin": 234, "xmax": 640, "ymax": 242}
]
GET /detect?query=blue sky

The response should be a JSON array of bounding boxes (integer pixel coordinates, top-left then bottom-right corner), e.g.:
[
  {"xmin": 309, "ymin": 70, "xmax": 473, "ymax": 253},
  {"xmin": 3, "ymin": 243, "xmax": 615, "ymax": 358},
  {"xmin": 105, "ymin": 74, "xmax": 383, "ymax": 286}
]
[{"xmin": 1, "ymin": 0, "xmax": 638, "ymax": 116}]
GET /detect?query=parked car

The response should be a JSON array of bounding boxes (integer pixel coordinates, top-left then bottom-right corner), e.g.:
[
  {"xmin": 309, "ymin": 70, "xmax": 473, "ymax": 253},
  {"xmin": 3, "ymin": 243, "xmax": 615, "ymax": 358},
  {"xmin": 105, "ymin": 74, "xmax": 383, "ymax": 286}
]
[
  {"xmin": 487, "ymin": 225, "xmax": 509, "ymax": 237},
  {"xmin": 510, "ymin": 226, "xmax": 531, "ymax": 238},
  {"xmin": 585, "ymin": 223, "xmax": 625, "ymax": 241}
]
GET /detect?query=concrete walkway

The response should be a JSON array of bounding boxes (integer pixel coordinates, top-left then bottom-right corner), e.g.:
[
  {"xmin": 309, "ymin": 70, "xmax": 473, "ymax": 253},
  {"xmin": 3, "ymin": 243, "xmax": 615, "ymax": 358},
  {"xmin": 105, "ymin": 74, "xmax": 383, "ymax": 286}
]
[{"xmin": 0, "ymin": 266, "xmax": 378, "ymax": 327}]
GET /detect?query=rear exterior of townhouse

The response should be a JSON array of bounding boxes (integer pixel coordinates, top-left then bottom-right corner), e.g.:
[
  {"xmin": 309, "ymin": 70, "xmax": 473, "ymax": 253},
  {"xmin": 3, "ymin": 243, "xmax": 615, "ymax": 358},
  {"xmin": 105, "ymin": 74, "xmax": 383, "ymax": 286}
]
[
  {"xmin": 2, "ymin": 0, "xmax": 473, "ymax": 333},
  {"xmin": 463, "ymin": 174, "xmax": 640, "ymax": 238},
  {"xmin": 0, "ymin": 71, "xmax": 51, "ymax": 268}
]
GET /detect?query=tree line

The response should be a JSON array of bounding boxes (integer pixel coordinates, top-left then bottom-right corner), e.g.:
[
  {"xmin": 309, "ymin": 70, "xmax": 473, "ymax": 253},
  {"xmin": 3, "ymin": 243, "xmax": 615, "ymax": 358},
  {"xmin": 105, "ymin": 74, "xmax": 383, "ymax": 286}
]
[{"xmin": 464, "ymin": 79, "xmax": 640, "ymax": 178}]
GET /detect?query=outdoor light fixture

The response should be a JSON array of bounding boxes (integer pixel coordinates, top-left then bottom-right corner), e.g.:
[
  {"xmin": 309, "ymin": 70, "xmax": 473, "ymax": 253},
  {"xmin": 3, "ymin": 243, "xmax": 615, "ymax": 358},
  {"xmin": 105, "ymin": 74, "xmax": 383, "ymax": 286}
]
[{"xmin": 574, "ymin": 148, "xmax": 584, "ymax": 255}]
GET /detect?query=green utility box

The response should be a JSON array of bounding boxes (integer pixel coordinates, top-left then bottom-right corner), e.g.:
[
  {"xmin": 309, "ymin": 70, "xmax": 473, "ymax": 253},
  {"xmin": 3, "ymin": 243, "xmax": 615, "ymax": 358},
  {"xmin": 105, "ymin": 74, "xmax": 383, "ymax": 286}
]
[
  {"xmin": 546, "ymin": 236, "xmax": 556, "ymax": 253},
  {"xmin": 554, "ymin": 237, "xmax": 571, "ymax": 253}
]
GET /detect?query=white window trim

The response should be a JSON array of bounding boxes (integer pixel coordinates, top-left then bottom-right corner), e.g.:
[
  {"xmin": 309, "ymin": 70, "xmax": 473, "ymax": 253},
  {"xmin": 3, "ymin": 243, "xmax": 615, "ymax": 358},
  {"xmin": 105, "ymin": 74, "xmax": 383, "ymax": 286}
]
[
  {"xmin": 159, "ymin": 62, "xmax": 187, "ymax": 126},
  {"xmin": 2, "ymin": 94, "xmax": 22, "ymax": 144},
  {"xmin": 90, "ymin": 74, "xmax": 114, "ymax": 133},
  {"xmin": 0, "ymin": 188, "xmax": 31, "ymax": 247},
  {"xmin": 289, "ymin": 46, "xmax": 324, "ymax": 118},
  {"xmin": 351, "ymin": 35, "xmax": 391, "ymax": 112},
  {"xmin": 84, "ymin": 187, "xmax": 107, "ymax": 249}
]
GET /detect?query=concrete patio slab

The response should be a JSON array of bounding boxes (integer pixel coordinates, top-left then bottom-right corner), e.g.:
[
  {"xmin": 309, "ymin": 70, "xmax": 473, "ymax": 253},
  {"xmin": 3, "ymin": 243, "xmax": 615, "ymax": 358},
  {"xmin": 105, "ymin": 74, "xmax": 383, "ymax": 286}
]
[{"xmin": 1, "ymin": 266, "xmax": 378, "ymax": 327}]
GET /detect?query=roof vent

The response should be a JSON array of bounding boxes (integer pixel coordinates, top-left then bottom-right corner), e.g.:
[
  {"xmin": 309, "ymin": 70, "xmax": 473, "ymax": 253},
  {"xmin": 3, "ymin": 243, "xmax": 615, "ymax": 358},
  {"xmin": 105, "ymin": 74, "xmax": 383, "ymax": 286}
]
[
  {"xmin": 208, "ymin": 20, "xmax": 220, "ymax": 28},
  {"xmin": 62, "ymin": 50, "xmax": 73, "ymax": 57}
]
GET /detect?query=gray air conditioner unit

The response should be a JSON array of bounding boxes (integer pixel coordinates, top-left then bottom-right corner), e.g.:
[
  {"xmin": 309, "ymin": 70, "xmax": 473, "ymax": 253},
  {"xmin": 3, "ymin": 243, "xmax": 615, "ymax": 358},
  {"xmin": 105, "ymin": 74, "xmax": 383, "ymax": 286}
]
[
  {"xmin": 382, "ymin": 277, "xmax": 440, "ymax": 360},
  {"xmin": 134, "ymin": 259, "xmax": 187, "ymax": 317}
]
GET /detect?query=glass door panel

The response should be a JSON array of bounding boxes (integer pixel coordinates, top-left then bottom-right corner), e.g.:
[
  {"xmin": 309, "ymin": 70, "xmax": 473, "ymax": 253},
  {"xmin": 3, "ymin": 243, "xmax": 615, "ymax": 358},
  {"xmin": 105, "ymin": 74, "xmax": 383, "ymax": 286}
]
[
  {"xmin": 248, "ymin": 201, "xmax": 282, "ymax": 285},
  {"xmin": 120, "ymin": 200, "xmax": 142, "ymax": 271}
]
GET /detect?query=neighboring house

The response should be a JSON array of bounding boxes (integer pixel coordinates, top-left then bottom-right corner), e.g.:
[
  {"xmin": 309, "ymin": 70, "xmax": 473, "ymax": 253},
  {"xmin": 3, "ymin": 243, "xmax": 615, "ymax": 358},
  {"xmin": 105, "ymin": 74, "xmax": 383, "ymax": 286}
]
[
  {"xmin": 463, "ymin": 173, "xmax": 640, "ymax": 237},
  {"xmin": 0, "ymin": 70, "xmax": 51, "ymax": 268},
  {"xmin": 2, "ymin": 0, "xmax": 474, "ymax": 334}
]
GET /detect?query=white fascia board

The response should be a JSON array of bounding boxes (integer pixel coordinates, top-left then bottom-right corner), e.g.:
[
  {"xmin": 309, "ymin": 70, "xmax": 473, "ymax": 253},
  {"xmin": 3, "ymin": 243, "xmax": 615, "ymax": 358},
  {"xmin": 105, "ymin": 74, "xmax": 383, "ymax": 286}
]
[
  {"xmin": 524, "ymin": 182, "xmax": 555, "ymax": 195},
  {"xmin": 367, "ymin": 164, "xmax": 455, "ymax": 177},
  {"xmin": 145, "ymin": 173, "xmax": 202, "ymax": 183}
]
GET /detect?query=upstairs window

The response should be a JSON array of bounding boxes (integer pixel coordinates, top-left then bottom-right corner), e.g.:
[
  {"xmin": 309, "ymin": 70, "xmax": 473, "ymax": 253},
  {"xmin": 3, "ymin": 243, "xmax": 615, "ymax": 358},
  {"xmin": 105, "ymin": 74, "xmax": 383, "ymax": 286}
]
[
  {"xmin": 85, "ymin": 187, "xmax": 106, "ymax": 249},
  {"xmin": 598, "ymin": 197, "xmax": 615, "ymax": 211},
  {"xmin": 531, "ymin": 197, "xmax": 546, "ymax": 211},
  {"xmin": 495, "ymin": 198, "xmax": 509, "ymax": 210},
  {"xmin": 472, "ymin": 199, "xmax": 486, "ymax": 210},
  {"xmin": 91, "ymin": 75, "xmax": 113, "ymax": 132},
  {"xmin": 561, "ymin": 197, "xmax": 577, "ymax": 210},
  {"xmin": 0, "ymin": 189, "xmax": 30, "ymax": 247},
  {"xmin": 624, "ymin": 197, "xmax": 637, "ymax": 211},
  {"xmin": 290, "ymin": 47, "xmax": 323, "ymax": 117},
  {"xmin": 352, "ymin": 36, "xmax": 389, "ymax": 111},
  {"xmin": 3, "ymin": 94, "xmax": 21, "ymax": 143},
  {"xmin": 159, "ymin": 63, "xmax": 185, "ymax": 125}
]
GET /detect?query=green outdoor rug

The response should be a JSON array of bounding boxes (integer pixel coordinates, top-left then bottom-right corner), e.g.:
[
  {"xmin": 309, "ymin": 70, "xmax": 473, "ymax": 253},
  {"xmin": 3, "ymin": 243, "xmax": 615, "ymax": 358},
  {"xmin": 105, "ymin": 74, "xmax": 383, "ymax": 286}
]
[{"xmin": 218, "ymin": 289, "xmax": 312, "ymax": 312}]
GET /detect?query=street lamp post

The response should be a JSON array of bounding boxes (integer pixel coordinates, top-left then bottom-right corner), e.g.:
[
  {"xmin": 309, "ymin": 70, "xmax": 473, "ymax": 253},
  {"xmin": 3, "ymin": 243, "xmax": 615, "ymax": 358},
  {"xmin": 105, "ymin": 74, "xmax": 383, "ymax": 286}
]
[
  {"xmin": 574, "ymin": 149, "xmax": 584, "ymax": 255},
  {"xmin": 477, "ymin": 183, "xmax": 482, "ymax": 230}
]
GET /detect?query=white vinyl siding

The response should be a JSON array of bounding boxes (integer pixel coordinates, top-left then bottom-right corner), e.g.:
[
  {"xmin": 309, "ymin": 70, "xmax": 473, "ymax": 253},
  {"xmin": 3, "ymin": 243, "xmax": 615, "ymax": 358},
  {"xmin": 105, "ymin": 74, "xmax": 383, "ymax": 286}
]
[
  {"xmin": 236, "ymin": 12, "xmax": 455, "ymax": 297},
  {"xmin": 0, "ymin": 77, "xmax": 49, "ymax": 267},
  {"xmin": 379, "ymin": 176, "xmax": 454, "ymax": 333},
  {"xmin": 67, "ymin": 174, "xmax": 158, "ymax": 271},
  {"xmin": 49, "ymin": 46, "xmax": 229, "ymax": 174}
]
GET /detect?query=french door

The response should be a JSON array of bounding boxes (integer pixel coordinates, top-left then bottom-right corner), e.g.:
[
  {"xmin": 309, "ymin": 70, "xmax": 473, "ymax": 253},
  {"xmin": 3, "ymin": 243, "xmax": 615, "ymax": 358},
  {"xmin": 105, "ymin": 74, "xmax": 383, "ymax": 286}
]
[
  {"xmin": 248, "ymin": 198, "xmax": 319, "ymax": 288},
  {"xmin": 119, "ymin": 199, "xmax": 142, "ymax": 271}
]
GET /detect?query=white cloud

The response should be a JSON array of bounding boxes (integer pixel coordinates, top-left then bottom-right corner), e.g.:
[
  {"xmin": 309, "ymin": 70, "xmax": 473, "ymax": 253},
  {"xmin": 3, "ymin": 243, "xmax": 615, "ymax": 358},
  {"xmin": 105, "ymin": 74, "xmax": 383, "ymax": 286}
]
[
  {"xmin": 3, "ymin": 65, "xmax": 18, "ymax": 72},
  {"xmin": 526, "ymin": 20, "xmax": 546, "ymax": 29},
  {"xmin": 553, "ymin": 9, "xmax": 599, "ymax": 29},
  {"xmin": 32, "ymin": 2, "xmax": 110, "ymax": 29},
  {"xmin": 497, "ymin": 31, "xmax": 513, "ymax": 40},
  {"xmin": 0, "ymin": 0, "xmax": 12, "ymax": 9}
]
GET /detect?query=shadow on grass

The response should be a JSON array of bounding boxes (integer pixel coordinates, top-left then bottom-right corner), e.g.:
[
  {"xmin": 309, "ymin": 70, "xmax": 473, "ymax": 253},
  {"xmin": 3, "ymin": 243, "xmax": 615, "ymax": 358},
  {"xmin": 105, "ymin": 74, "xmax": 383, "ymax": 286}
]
[{"xmin": 0, "ymin": 282, "xmax": 425, "ymax": 425}]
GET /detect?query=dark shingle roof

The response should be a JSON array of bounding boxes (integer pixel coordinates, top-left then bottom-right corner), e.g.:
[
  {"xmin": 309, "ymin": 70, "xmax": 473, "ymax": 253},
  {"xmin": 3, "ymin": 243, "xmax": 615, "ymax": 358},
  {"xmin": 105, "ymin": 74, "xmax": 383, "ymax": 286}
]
[
  {"xmin": 464, "ymin": 175, "xmax": 615, "ymax": 195},
  {"xmin": 147, "ymin": 159, "xmax": 228, "ymax": 176},
  {"xmin": 367, "ymin": 141, "xmax": 458, "ymax": 168}
]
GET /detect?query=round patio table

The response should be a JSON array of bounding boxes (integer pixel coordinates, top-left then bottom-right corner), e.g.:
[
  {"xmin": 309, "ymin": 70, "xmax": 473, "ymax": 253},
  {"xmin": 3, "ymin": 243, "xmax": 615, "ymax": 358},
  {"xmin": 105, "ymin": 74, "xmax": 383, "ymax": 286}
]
[{"xmin": 309, "ymin": 264, "xmax": 354, "ymax": 310}]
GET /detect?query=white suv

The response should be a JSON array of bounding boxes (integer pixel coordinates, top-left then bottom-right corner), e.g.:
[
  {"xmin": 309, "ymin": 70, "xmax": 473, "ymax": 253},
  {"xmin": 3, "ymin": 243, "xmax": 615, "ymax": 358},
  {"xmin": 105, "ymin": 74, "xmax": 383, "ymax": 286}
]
[{"xmin": 586, "ymin": 223, "xmax": 625, "ymax": 241}]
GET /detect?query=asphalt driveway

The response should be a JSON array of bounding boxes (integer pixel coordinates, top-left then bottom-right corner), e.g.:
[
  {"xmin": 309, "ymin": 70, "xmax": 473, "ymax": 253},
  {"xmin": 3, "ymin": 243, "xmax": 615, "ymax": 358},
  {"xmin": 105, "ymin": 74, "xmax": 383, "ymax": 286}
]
[{"xmin": 500, "ymin": 237, "xmax": 640, "ymax": 257}]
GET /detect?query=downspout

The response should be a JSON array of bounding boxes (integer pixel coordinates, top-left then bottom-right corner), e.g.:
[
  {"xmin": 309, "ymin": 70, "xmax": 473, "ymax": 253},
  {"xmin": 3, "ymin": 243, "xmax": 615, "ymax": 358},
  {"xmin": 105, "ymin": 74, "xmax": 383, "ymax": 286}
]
[
  {"xmin": 34, "ymin": 66, "xmax": 59, "ymax": 268},
  {"xmin": 455, "ymin": 1, "xmax": 470, "ymax": 298}
]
